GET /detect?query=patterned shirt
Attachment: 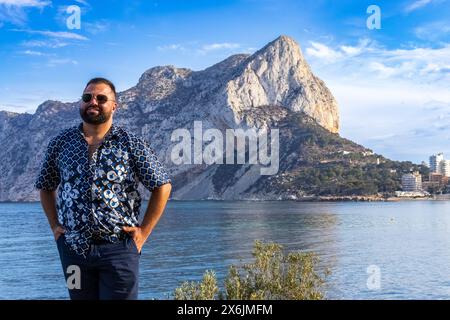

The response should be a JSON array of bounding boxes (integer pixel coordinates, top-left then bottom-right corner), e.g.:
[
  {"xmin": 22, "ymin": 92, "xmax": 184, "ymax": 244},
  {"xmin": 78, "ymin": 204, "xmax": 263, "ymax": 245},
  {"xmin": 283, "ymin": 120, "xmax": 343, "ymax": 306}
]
[{"xmin": 35, "ymin": 123, "xmax": 171, "ymax": 257}]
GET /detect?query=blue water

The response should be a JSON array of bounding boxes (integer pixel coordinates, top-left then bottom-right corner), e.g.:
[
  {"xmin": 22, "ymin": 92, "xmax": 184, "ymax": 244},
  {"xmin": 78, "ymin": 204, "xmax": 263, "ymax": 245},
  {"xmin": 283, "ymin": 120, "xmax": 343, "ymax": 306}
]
[{"xmin": 1, "ymin": 200, "xmax": 450, "ymax": 300}]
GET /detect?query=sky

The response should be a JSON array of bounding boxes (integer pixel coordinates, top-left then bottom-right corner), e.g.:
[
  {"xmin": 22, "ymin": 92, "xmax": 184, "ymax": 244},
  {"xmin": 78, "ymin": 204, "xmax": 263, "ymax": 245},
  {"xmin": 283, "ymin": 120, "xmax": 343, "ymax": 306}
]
[{"xmin": 0, "ymin": 0, "xmax": 449, "ymax": 164}]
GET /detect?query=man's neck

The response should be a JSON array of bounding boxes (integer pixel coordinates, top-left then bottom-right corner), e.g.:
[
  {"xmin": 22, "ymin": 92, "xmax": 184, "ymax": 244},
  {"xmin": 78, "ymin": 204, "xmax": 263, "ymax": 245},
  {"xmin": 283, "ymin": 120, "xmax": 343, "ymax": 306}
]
[{"xmin": 82, "ymin": 121, "xmax": 112, "ymax": 140}]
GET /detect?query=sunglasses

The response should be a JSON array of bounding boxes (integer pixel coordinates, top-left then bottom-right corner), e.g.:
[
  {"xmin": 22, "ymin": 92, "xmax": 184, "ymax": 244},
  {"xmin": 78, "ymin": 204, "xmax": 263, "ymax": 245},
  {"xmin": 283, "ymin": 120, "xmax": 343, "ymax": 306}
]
[{"xmin": 81, "ymin": 93, "xmax": 114, "ymax": 104}]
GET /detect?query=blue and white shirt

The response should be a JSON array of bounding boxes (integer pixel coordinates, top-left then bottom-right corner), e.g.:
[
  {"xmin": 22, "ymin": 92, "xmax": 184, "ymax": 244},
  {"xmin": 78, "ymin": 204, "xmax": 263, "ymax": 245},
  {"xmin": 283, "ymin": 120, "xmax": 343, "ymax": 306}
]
[{"xmin": 35, "ymin": 123, "xmax": 171, "ymax": 257}]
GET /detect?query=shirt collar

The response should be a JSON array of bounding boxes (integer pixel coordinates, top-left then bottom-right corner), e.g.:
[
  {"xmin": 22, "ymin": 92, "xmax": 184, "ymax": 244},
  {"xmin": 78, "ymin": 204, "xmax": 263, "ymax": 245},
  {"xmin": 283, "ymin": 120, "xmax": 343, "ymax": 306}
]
[{"xmin": 77, "ymin": 122, "xmax": 120, "ymax": 141}]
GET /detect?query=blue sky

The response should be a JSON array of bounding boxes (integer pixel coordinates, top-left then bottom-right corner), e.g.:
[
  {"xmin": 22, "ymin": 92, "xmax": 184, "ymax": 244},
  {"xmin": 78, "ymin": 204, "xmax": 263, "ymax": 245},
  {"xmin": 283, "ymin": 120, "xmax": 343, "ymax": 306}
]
[{"xmin": 0, "ymin": 0, "xmax": 449, "ymax": 163}]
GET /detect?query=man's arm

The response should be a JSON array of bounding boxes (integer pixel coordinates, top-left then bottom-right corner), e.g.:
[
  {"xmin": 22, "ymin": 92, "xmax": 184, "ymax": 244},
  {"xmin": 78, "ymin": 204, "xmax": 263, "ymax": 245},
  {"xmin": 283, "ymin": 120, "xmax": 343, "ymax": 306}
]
[
  {"xmin": 123, "ymin": 183, "xmax": 172, "ymax": 252},
  {"xmin": 39, "ymin": 189, "xmax": 65, "ymax": 240}
]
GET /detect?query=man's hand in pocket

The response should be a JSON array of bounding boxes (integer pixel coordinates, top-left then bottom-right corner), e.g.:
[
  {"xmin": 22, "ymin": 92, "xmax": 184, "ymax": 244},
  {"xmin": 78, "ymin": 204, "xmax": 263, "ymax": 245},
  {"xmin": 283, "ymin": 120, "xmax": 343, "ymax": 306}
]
[{"xmin": 52, "ymin": 224, "xmax": 66, "ymax": 241}]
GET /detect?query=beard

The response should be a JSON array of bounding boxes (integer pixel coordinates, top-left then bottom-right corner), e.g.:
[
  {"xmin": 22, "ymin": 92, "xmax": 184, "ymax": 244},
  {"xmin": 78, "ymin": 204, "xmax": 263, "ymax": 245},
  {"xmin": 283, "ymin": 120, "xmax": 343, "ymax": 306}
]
[{"xmin": 79, "ymin": 105, "xmax": 112, "ymax": 124}]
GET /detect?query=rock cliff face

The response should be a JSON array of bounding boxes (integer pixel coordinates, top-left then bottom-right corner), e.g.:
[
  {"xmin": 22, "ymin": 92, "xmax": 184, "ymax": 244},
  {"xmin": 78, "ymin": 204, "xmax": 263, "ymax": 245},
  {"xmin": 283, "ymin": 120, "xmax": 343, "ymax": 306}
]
[
  {"xmin": 226, "ymin": 35, "xmax": 338, "ymax": 133},
  {"xmin": 0, "ymin": 35, "xmax": 352, "ymax": 201}
]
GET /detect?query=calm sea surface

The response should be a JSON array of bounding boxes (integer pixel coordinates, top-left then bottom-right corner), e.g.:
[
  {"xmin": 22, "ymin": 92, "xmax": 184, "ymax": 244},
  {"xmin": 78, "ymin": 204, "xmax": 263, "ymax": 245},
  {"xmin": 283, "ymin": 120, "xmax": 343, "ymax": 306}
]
[{"xmin": 1, "ymin": 200, "xmax": 450, "ymax": 300}]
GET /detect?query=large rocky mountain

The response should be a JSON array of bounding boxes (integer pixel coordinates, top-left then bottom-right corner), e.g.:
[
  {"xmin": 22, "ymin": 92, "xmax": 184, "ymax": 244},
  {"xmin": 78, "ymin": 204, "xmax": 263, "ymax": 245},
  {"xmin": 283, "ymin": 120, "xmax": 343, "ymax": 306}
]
[{"xmin": 0, "ymin": 35, "xmax": 415, "ymax": 201}]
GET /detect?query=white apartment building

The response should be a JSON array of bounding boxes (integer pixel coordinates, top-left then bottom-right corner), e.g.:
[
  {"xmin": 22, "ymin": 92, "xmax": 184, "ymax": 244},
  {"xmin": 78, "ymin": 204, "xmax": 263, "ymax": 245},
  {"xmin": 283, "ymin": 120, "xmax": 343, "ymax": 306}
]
[
  {"xmin": 401, "ymin": 171, "xmax": 422, "ymax": 192},
  {"xmin": 442, "ymin": 160, "xmax": 450, "ymax": 177},
  {"xmin": 428, "ymin": 152, "xmax": 450, "ymax": 177},
  {"xmin": 430, "ymin": 153, "xmax": 444, "ymax": 174}
]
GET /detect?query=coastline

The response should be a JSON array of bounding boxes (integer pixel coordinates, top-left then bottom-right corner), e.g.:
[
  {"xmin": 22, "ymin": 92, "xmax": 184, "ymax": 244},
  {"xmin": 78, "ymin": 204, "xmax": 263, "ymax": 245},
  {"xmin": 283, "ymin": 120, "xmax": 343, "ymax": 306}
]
[
  {"xmin": 1, "ymin": 195, "xmax": 448, "ymax": 203},
  {"xmin": 302, "ymin": 194, "xmax": 450, "ymax": 202},
  {"xmin": 313, "ymin": 196, "xmax": 432, "ymax": 202}
]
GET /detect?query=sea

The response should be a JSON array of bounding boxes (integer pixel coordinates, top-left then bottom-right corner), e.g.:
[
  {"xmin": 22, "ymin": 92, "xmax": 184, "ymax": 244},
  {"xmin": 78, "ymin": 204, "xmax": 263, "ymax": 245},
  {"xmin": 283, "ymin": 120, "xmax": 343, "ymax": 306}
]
[{"xmin": 1, "ymin": 200, "xmax": 450, "ymax": 300}]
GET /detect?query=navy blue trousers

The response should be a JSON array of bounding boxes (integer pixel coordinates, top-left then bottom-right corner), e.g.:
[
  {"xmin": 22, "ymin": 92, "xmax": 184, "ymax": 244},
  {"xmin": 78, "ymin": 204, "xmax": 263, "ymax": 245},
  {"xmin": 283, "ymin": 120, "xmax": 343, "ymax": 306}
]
[{"xmin": 56, "ymin": 235, "xmax": 140, "ymax": 300}]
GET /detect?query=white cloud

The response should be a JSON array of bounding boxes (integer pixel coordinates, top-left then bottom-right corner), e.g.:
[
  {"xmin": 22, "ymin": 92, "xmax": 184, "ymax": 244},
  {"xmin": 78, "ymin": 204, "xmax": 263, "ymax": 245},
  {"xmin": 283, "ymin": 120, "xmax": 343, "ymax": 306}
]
[
  {"xmin": 83, "ymin": 21, "xmax": 109, "ymax": 35},
  {"xmin": 0, "ymin": 0, "xmax": 50, "ymax": 7},
  {"xmin": 305, "ymin": 41, "xmax": 342, "ymax": 62},
  {"xmin": 36, "ymin": 30, "xmax": 87, "ymax": 40},
  {"xmin": 0, "ymin": 87, "xmax": 60, "ymax": 113},
  {"xmin": 159, "ymin": 42, "xmax": 243, "ymax": 56},
  {"xmin": 339, "ymin": 39, "xmax": 371, "ymax": 56},
  {"xmin": 21, "ymin": 39, "xmax": 68, "ymax": 48},
  {"xmin": 305, "ymin": 38, "xmax": 374, "ymax": 64},
  {"xmin": 405, "ymin": 0, "xmax": 432, "ymax": 13},
  {"xmin": 305, "ymin": 38, "xmax": 450, "ymax": 162},
  {"xmin": 157, "ymin": 44, "xmax": 186, "ymax": 51},
  {"xmin": 414, "ymin": 21, "xmax": 450, "ymax": 41},
  {"xmin": 366, "ymin": 100, "xmax": 450, "ymax": 163},
  {"xmin": 378, "ymin": 45, "xmax": 450, "ymax": 80},
  {"xmin": 46, "ymin": 58, "xmax": 78, "ymax": 67},
  {"xmin": 197, "ymin": 42, "xmax": 241, "ymax": 56},
  {"xmin": 20, "ymin": 49, "xmax": 44, "ymax": 55},
  {"xmin": 73, "ymin": 0, "xmax": 88, "ymax": 6},
  {"xmin": 201, "ymin": 43, "xmax": 240, "ymax": 52},
  {"xmin": 146, "ymin": 33, "xmax": 170, "ymax": 39},
  {"xmin": 12, "ymin": 29, "xmax": 89, "ymax": 40},
  {"xmin": 306, "ymin": 39, "xmax": 450, "ymax": 82},
  {"xmin": 331, "ymin": 81, "xmax": 450, "ymax": 162},
  {"xmin": 340, "ymin": 45, "xmax": 361, "ymax": 55},
  {"xmin": 0, "ymin": 3, "xmax": 26, "ymax": 25},
  {"xmin": 422, "ymin": 63, "xmax": 450, "ymax": 73},
  {"xmin": 306, "ymin": 38, "xmax": 372, "ymax": 61},
  {"xmin": 0, "ymin": 0, "xmax": 50, "ymax": 26},
  {"xmin": 368, "ymin": 62, "xmax": 397, "ymax": 78},
  {"xmin": 0, "ymin": 103, "xmax": 33, "ymax": 113},
  {"xmin": 244, "ymin": 47, "xmax": 258, "ymax": 53}
]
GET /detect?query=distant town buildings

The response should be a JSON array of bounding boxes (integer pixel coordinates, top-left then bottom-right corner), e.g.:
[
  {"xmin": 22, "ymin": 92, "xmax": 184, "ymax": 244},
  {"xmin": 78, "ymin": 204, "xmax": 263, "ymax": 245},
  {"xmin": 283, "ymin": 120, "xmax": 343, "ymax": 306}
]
[
  {"xmin": 430, "ymin": 153, "xmax": 444, "ymax": 173},
  {"xmin": 398, "ymin": 171, "xmax": 429, "ymax": 197},
  {"xmin": 396, "ymin": 153, "xmax": 450, "ymax": 197},
  {"xmin": 429, "ymin": 153, "xmax": 450, "ymax": 177},
  {"xmin": 422, "ymin": 172, "xmax": 449, "ymax": 191},
  {"xmin": 401, "ymin": 171, "xmax": 422, "ymax": 191},
  {"xmin": 418, "ymin": 153, "xmax": 450, "ymax": 194},
  {"xmin": 442, "ymin": 160, "xmax": 450, "ymax": 177}
]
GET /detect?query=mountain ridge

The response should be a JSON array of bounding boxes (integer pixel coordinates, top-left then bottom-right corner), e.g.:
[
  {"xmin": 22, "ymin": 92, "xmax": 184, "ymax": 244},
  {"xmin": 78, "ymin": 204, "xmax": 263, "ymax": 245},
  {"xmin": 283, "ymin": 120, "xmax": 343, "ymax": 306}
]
[{"xmin": 0, "ymin": 35, "xmax": 421, "ymax": 201}]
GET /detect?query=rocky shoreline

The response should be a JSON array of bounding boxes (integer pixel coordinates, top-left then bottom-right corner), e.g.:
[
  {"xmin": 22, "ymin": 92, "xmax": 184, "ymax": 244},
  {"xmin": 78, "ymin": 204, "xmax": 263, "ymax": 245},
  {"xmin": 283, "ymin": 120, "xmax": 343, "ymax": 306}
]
[
  {"xmin": 314, "ymin": 195, "xmax": 432, "ymax": 202},
  {"xmin": 0, "ymin": 195, "xmax": 445, "ymax": 203}
]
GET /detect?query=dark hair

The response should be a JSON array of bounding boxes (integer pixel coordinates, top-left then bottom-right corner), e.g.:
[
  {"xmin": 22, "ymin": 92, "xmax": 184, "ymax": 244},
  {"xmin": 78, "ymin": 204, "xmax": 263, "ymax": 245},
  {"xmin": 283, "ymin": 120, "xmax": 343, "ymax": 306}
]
[{"xmin": 84, "ymin": 77, "xmax": 116, "ymax": 98}]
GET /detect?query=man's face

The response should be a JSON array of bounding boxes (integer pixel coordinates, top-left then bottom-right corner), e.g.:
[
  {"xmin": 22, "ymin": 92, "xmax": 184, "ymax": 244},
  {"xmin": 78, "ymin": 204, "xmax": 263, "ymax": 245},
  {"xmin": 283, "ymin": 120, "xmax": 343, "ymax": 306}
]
[{"xmin": 80, "ymin": 83, "xmax": 116, "ymax": 125}]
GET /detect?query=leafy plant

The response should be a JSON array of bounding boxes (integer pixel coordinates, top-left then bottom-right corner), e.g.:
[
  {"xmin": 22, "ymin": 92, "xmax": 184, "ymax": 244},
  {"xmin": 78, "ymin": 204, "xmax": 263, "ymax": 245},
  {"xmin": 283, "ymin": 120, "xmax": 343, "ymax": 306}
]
[
  {"xmin": 174, "ymin": 240, "xmax": 327, "ymax": 300},
  {"xmin": 174, "ymin": 270, "xmax": 219, "ymax": 300}
]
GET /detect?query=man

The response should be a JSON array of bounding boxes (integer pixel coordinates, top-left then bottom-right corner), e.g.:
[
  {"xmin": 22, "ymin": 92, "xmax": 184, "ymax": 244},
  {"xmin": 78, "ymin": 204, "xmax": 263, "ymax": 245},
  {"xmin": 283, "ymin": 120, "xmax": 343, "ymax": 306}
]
[{"xmin": 35, "ymin": 77, "xmax": 172, "ymax": 300}]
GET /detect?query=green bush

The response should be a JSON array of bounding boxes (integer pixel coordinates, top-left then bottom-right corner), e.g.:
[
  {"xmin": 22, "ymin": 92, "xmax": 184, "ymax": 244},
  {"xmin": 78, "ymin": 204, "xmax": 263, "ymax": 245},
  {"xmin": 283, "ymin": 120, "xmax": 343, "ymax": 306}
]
[
  {"xmin": 174, "ymin": 240, "xmax": 327, "ymax": 300},
  {"xmin": 174, "ymin": 270, "xmax": 219, "ymax": 300}
]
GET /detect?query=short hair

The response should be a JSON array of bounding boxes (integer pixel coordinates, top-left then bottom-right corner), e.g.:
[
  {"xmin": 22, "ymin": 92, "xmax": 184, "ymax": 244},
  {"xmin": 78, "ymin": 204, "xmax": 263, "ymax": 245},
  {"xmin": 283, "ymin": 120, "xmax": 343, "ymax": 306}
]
[{"xmin": 84, "ymin": 77, "xmax": 116, "ymax": 98}]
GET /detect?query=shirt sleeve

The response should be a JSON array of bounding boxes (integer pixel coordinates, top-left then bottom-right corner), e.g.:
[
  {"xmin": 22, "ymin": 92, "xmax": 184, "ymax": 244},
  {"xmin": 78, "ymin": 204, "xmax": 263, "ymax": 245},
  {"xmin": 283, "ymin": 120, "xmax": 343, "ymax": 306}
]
[
  {"xmin": 130, "ymin": 135, "xmax": 171, "ymax": 192},
  {"xmin": 35, "ymin": 137, "xmax": 61, "ymax": 191}
]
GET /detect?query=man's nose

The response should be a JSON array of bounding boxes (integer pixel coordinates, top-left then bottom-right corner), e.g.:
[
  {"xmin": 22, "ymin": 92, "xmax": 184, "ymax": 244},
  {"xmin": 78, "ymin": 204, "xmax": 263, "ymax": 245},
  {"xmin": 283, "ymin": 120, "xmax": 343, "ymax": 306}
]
[{"xmin": 87, "ymin": 97, "xmax": 99, "ymax": 105}]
